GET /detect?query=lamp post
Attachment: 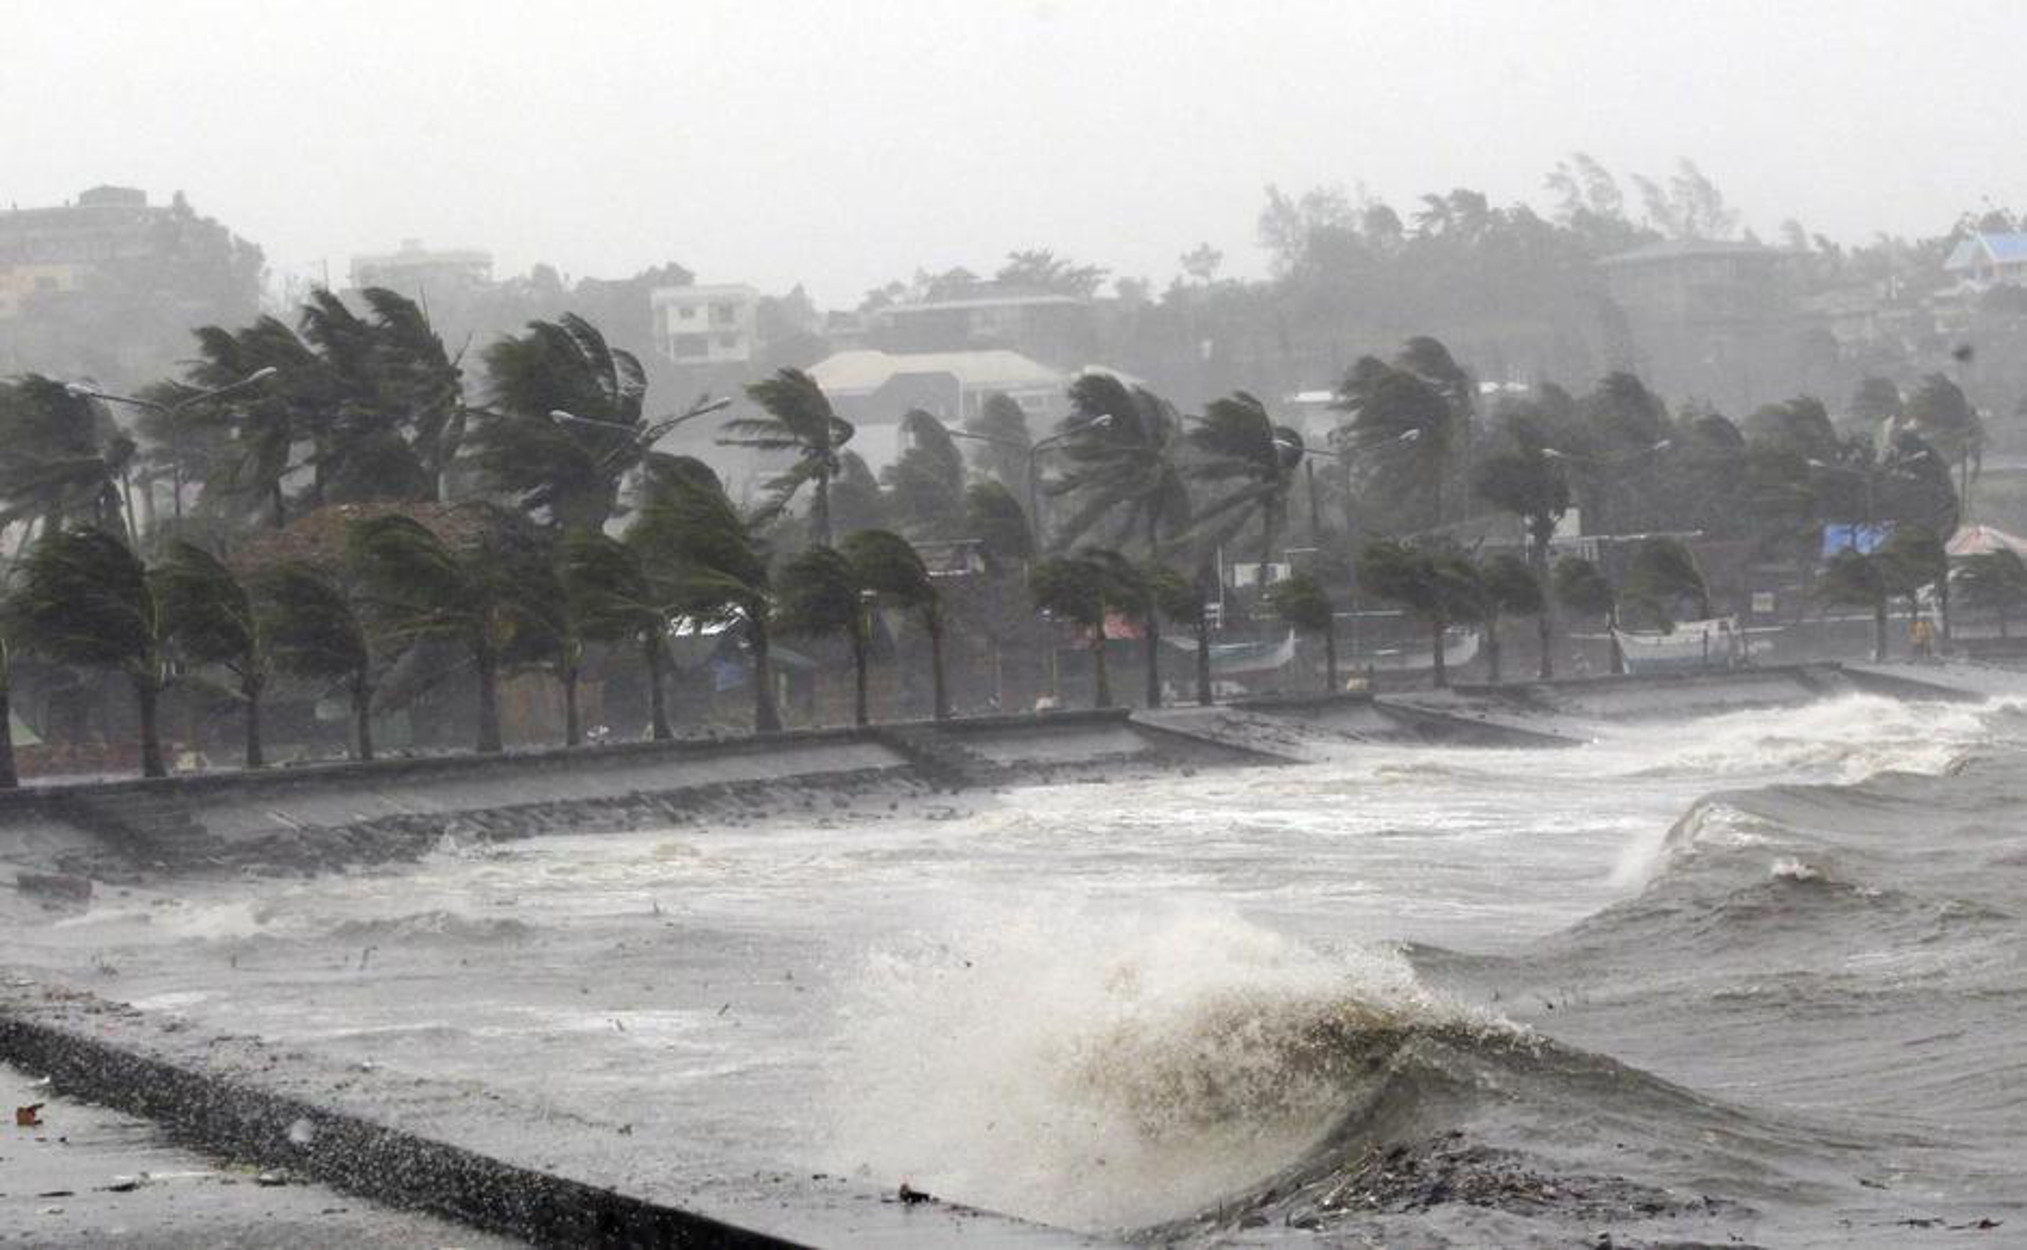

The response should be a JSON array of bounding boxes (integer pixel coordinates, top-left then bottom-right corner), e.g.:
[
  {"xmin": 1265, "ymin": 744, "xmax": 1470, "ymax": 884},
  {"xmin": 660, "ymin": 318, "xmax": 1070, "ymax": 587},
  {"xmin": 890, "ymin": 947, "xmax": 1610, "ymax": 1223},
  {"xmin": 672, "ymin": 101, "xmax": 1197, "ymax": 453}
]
[
  {"xmin": 66, "ymin": 367, "xmax": 279, "ymax": 539},
  {"xmin": 1541, "ymin": 439, "xmax": 1670, "ymax": 536}
]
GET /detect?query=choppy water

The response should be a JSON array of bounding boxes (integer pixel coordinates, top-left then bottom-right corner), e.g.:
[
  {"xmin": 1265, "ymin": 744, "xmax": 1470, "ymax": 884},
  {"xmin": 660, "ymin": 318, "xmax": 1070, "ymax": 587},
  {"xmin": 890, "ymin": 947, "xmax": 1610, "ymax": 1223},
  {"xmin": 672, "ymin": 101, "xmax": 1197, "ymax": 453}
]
[{"xmin": 6, "ymin": 689, "xmax": 2024, "ymax": 1246}]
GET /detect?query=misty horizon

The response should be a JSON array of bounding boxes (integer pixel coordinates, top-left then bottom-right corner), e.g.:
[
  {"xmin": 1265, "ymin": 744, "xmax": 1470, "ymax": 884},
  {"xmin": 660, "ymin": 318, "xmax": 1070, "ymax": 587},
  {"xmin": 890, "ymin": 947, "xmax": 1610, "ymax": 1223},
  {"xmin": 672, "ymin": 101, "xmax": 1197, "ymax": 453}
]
[{"xmin": 7, "ymin": 0, "xmax": 2027, "ymax": 305}]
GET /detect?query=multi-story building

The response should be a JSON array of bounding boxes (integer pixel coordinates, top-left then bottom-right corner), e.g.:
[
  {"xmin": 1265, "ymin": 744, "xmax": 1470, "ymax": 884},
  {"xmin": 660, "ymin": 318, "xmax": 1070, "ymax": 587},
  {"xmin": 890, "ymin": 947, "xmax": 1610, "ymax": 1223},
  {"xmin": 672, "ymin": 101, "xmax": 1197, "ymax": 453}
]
[
  {"xmin": 870, "ymin": 286, "xmax": 1095, "ymax": 368},
  {"xmin": 348, "ymin": 238, "xmax": 493, "ymax": 304},
  {"xmin": 0, "ymin": 185, "xmax": 264, "ymax": 382},
  {"xmin": 1597, "ymin": 237, "xmax": 1796, "ymax": 410},
  {"xmin": 651, "ymin": 283, "xmax": 759, "ymax": 365}
]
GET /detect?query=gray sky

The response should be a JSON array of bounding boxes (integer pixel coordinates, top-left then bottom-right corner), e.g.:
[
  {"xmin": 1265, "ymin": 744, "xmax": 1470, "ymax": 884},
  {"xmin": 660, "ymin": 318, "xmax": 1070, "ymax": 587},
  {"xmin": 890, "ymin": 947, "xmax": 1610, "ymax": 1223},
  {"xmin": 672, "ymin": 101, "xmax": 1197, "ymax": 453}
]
[{"xmin": 5, "ymin": 0, "xmax": 2022, "ymax": 305}]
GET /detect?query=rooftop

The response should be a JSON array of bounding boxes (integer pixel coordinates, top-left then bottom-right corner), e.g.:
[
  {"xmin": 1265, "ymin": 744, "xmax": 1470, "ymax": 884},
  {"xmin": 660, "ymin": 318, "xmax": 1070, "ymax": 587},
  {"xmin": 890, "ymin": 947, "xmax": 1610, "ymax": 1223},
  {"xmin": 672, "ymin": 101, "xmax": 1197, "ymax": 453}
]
[
  {"xmin": 1597, "ymin": 237, "xmax": 1783, "ymax": 267},
  {"xmin": 807, "ymin": 348, "xmax": 1065, "ymax": 395},
  {"xmin": 1944, "ymin": 232, "xmax": 2027, "ymax": 271}
]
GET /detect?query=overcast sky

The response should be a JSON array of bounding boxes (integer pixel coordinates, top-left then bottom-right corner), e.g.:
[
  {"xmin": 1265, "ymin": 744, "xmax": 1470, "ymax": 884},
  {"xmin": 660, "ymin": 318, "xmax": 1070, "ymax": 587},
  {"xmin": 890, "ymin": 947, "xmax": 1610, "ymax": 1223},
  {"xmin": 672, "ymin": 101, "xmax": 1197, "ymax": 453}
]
[{"xmin": 5, "ymin": 0, "xmax": 2022, "ymax": 306}]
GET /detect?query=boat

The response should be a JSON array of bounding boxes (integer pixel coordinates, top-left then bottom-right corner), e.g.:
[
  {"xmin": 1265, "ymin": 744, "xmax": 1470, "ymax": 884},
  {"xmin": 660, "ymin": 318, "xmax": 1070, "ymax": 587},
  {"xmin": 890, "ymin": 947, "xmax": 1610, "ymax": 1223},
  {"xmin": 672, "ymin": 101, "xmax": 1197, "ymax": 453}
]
[{"xmin": 1612, "ymin": 616, "xmax": 1746, "ymax": 673}]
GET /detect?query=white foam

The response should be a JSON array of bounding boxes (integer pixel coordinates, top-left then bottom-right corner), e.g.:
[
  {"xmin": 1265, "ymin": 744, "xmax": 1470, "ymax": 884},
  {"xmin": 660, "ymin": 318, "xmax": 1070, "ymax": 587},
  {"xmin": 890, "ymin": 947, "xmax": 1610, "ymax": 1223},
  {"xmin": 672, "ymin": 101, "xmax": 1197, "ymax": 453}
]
[{"xmin": 821, "ymin": 901, "xmax": 1487, "ymax": 1231}]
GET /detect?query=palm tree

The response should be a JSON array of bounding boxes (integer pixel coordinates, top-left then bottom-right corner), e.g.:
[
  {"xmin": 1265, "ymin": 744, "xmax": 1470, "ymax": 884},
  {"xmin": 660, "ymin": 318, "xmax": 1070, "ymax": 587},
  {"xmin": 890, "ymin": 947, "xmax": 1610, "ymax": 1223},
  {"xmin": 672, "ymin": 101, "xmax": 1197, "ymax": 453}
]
[
  {"xmin": 1472, "ymin": 424, "xmax": 1570, "ymax": 678},
  {"xmin": 720, "ymin": 367, "xmax": 855, "ymax": 546},
  {"xmin": 561, "ymin": 530, "xmax": 681, "ymax": 740},
  {"xmin": 12, "ymin": 528, "xmax": 171, "ymax": 777},
  {"xmin": 347, "ymin": 511, "xmax": 543, "ymax": 754},
  {"xmin": 964, "ymin": 479, "xmax": 1035, "ymax": 707},
  {"xmin": 776, "ymin": 545, "xmax": 870, "ymax": 725},
  {"xmin": 1029, "ymin": 549, "xmax": 1136, "ymax": 709},
  {"xmin": 1815, "ymin": 550, "xmax": 1890, "ymax": 663},
  {"xmin": 1553, "ymin": 556, "xmax": 1623, "ymax": 674},
  {"xmin": 1047, "ymin": 374, "xmax": 1190, "ymax": 556},
  {"xmin": 1357, "ymin": 540, "xmax": 1480, "ymax": 687},
  {"xmin": 965, "ymin": 392, "xmax": 1034, "ymax": 498},
  {"xmin": 882, "ymin": 411, "xmax": 966, "ymax": 539},
  {"xmin": 843, "ymin": 529, "xmax": 948, "ymax": 721},
  {"xmin": 156, "ymin": 541, "xmax": 273, "ymax": 768},
  {"xmin": 1954, "ymin": 548, "xmax": 2027, "ymax": 638},
  {"xmin": 640, "ymin": 469, "xmax": 781, "ymax": 733},
  {"xmin": 258, "ymin": 560, "xmax": 378, "ymax": 760},
  {"xmin": 1268, "ymin": 571, "xmax": 1338, "ymax": 693},
  {"xmin": 507, "ymin": 548, "xmax": 587, "ymax": 746},
  {"xmin": 1149, "ymin": 562, "xmax": 1215, "ymax": 706},
  {"xmin": 1621, "ymin": 537, "xmax": 1711, "ymax": 629},
  {"xmin": 474, "ymin": 314, "xmax": 649, "ymax": 531},
  {"xmin": 1185, "ymin": 391, "xmax": 1305, "ymax": 570},
  {"xmin": 183, "ymin": 315, "xmax": 330, "ymax": 527},
  {"xmin": 1474, "ymin": 553, "xmax": 1545, "ymax": 685},
  {"xmin": 1333, "ymin": 358, "xmax": 1454, "ymax": 530},
  {"xmin": 1878, "ymin": 523, "xmax": 1950, "ymax": 645},
  {"xmin": 0, "ymin": 376, "xmax": 136, "ymax": 540}
]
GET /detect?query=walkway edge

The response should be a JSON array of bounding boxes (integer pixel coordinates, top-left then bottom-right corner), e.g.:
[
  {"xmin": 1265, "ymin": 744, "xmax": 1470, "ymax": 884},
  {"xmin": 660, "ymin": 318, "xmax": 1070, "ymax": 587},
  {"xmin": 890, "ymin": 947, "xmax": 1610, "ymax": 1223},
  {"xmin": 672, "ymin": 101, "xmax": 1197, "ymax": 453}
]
[{"xmin": 0, "ymin": 998, "xmax": 805, "ymax": 1249}]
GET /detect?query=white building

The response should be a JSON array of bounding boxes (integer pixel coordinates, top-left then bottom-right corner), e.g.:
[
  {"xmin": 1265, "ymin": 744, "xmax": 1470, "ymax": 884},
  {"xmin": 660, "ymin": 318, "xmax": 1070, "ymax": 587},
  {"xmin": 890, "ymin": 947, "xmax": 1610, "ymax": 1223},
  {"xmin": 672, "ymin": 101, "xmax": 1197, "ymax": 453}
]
[
  {"xmin": 349, "ymin": 239, "xmax": 493, "ymax": 301},
  {"xmin": 1943, "ymin": 232, "xmax": 2027, "ymax": 291},
  {"xmin": 651, "ymin": 283, "xmax": 759, "ymax": 365}
]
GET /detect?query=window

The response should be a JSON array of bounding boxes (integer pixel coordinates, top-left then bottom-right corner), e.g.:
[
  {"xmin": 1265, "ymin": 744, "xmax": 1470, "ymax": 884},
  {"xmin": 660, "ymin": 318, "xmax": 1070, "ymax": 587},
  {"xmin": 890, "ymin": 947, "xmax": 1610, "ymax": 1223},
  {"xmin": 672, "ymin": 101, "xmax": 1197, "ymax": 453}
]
[
  {"xmin": 678, "ymin": 305, "xmax": 698, "ymax": 320},
  {"xmin": 717, "ymin": 332, "xmax": 742, "ymax": 349},
  {"xmin": 710, "ymin": 301, "xmax": 739, "ymax": 325},
  {"xmin": 668, "ymin": 333, "xmax": 710, "ymax": 359}
]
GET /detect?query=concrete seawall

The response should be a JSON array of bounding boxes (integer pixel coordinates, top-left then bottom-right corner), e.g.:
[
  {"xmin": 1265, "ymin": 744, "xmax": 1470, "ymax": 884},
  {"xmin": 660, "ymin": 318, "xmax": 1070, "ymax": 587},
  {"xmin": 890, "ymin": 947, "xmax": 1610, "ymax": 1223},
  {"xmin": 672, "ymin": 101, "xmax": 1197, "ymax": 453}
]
[
  {"xmin": 0, "ymin": 710, "xmax": 1277, "ymax": 877},
  {"xmin": 0, "ymin": 980, "xmax": 1107, "ymax": 1249}
]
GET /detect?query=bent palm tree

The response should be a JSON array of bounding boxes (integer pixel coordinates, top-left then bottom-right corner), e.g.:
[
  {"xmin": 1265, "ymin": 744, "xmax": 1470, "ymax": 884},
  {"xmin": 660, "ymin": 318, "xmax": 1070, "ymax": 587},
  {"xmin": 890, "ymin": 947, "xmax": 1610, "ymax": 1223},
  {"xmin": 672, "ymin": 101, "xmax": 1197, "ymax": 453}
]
[
  {"xmin": 1954, "ymin": 548, "xmax": 2027, "ymax": 638},
  {"xmin": 1048, "ymin": 374, "xmax": 1190, "ymax": 556},
  {"xmin": 843, "ymin": 529, "xmax": 948, "ymax": 721},
  {"xmin": 12, "ymin": 529, "xmax": 171, "ymax": 777},
  {"xmin": 1030, "ymin": 549, "xmax": 1137, "ymax": 708},
  {"xmin": 1268, "ymin": 571, "xmax": 1337, "ymax": 693},
  {"xmin": 347, "ymin": 511, "xmax": 542, "ymax": 754},
  {"xmin": 776, "ymin": 545, "xmax": 869, "ymax": 725},
  {"xmin": 258, "ymin": 560, "xmax": 378, "ymax": 760},
  {"xmin": 0, "ymin": 376, "xmax": 136, "ymax": 539},
  {"xmin": 1554, "ymin": 556, "xmax": 1623, "ymax": 674},
  {"xmin": 1474, "ymin": 553, "xmax": 1545, "ymax": 684},
  {"xmin": 1186, "ymin": 392, "xmax": 1304, "ymax": 570},
  {"xmin": 640, "ymin": 470, "xmax": 781, "ymax": 732},
  {"xmin": 883, "ymin": 411, "xmax": 966, "ymax": 539},
  {"xmin": 721, "ymin": 368, "xmax": 855, "ymax": 546},
  {"xmin": 1357, "ymin": 540, "xmax": 1479, "ymax": 687},
  {"xmin": 1149, "ymin": 562, "xmax": 1214, "ymax": 706},
  {"xmin": 562, "ymin": 529, "xmax": 682, "ymax": 740},
  {"xmin": 474, "ymin": 314, "xmax": 650, "ymax": 531},
  {"xmin": 156, "ymin": 541, "xmax": 273, "ymax": 768}
]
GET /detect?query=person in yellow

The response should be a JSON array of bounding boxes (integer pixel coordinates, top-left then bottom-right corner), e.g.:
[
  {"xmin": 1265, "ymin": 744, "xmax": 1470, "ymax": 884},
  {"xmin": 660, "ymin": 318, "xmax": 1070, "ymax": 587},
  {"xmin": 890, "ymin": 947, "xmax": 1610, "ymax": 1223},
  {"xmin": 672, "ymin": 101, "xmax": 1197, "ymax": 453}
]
[{"xmin": 1910, "ymin": 616, "xmax": 1935, "ymax": 660}]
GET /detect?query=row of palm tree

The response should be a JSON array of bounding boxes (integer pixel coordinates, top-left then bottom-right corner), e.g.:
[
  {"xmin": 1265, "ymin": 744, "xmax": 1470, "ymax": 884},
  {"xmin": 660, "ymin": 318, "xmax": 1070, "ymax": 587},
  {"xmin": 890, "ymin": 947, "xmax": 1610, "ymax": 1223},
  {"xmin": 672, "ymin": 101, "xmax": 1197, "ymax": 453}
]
[{"xmin": 0, "ymin": 289, "xmax": 1983, "ymax": 781}]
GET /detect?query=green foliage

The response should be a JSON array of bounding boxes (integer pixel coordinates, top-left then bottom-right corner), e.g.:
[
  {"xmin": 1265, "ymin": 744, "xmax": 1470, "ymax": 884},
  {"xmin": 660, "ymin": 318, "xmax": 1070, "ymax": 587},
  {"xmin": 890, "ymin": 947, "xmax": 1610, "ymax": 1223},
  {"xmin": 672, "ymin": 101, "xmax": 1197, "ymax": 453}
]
[
  {"xmin": 1356, "ymin": 539, "xmax": 1477, "ymax": 625},
  {"xmin": 257, "ymin": 560, "xmax": 370, "ymax": 684},
  {"xmin": 12, "ymin": 527, "xmax": 159, "ymax": 677},
  {"xmin": 1479, "ymin": 553, "xmax": 1545, "ymax": 618},
  {"xmin": 882, "ymin": 411, "xmax": 966, "ymax": 539},
  {"xmin": 965, "ymin": 392, "xmax": 1034, "ymax": 495},
  {"xmin": 842, "ymin": 529, "xmax": 936, "ymax": 613},
  {"xmin": 1333, "ymin": 357, "xmax": 1452, "ymax": 529},
  {"xmin": 723, "ymin": 367, "xmax": 855, "ymax": 544},
  {"xmin": 1621, "ymin": 538, "xmax": 1710, "ymax": 627},
  {"xmin": 474, "ymin": 314, "xmax": 648, "ymax": 530},
  {"xmin": 963, "ymin": 480, "xmax": 1034, "ymax": 569},
  {"xmin": 775, "ymin": 544, "xmax": 863, "ymax": 642},
  {"xmin": 1145, "ymin": 562, "xmax": 1205, "ymax": 628},
  {"xmin": 1953, "ymin": 548, "xmax": 2027, "ymax": 618},
  {"xmin": 0, "ymin": 376, "xmax": 134, "ymax": 532},
  {"xmin": 1267, "ymin": 571, "xmax": 1333, "ymax": 634},
  {"xmin": 1048, "ymin": 374, "xmax": 1191, "ymax": 554},
  {"xmin": 1185, "ymin": 391, "xmax": 1303, "ymax": 562},
  {"xmin": 1552, "ymin": 556, "xmax": 1617, "ymax": 619},
  {"xmin": 156, "ymin": 540, "xmax": 268, "ymax": 686}
]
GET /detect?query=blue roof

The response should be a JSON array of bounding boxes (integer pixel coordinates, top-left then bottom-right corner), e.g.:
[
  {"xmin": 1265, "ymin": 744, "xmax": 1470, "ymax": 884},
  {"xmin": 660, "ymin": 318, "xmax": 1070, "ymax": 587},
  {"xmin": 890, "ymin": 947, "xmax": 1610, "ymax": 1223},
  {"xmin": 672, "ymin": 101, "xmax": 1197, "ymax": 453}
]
[{"xmin": 1948, "ymin": 232, "xmax": 2027, "ymax": 270}]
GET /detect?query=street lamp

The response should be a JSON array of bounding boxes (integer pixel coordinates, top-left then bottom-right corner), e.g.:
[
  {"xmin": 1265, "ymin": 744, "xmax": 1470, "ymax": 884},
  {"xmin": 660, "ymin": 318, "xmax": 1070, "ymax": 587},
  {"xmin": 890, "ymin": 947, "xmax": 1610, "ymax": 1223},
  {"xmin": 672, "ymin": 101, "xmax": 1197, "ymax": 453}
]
[
  {"xmin": 547, "ymin": 393, "xmax": 733, "ymax": 448},
  {"xmin": 1540, "ymin": 438, "xmax": 1671, "ymax": 466},
  {"xmin": 1020, "ymin": 413, "xmax": 1113, "ymax": 548},
  {"xmin": 64, "ymin": 367, "xmax": 279, "ymax": 537}
]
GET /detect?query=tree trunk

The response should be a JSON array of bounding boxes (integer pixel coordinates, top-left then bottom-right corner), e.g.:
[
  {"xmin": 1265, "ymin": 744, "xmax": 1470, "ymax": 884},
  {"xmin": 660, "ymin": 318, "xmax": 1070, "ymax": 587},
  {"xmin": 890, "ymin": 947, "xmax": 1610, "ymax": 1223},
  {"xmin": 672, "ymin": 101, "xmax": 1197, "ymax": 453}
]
[
  {"xmin": 1144, "ymin": 614, "xmax": 1162, "ymax": 708},
  {"xmin": 1873, "ymin": 598, "xmax": 1888, "ymax": 663},
  {"xmin": 270, "ymin": 479, "xmax": 287, "ymax": 530},
  {"xmin": 1529, "ymin": 536, "xmax": 1554, "ymax": 680},
  {"xmin": 1536, "ymin": 603, "xmax": 1554, "ymax": 681},
  {"xmin": 1091, "ymin": 633, "xmax": 1112, "ymax": 709},
  {"xmin": 751, "ymin": 622, "xmax": 782, "ymax": 733},
  {"xmin": 927, "ymin": 613, "xmax": 950, "ymax": 721},
  {"xmin": 1486, "ymin": 612, "xmax": 1503, "ymax": 685},
  {"xmin": 135, "ymin": 677, "xmax": 167, "ymax": 779},
  {"xmin": 475, "ymin": 651, "xmax": 503, "ymax": 754},
  {"xmin": 562, "ymin": 663, "xmax": 581, "ymax": 747},
  {"xmin": 1939, "ymin": 571, "xmax": 1953, "ymax": 651},
  {"xmin": 1195, "ymin": 616, "xmax": 1213, "ymax": 706},
  {"xmin": 1323, "ymin": 622, "xmax": 1338, "ymax": 694},
  {"xmin": 811, "ymin": 466, "xmax": 832, "ymax": 547},
  {"xmin": 0, "ymin": 679, "xmax": 18, "ymax": 790},
  {"xmin": 243, "ymin": 681, "xmax": 265, "ymax": 770},
  {"xmin": 1430, "ymin": 619, "xmax": 1449, "ymax": 689},
  {"xmin": 851, "ymin": 633, "xmax": 870, "ymax": 726},
  {"xmin": 1608, "ymin": 606, "xmax": 1627, "ymax": 676},
  {"xmin": 645, "ymin": 634, "xmax": 672, "ymax": 740},
  {"xmin": 351, "ymin": 676, "xmax": 375, "ymax": 762}
]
